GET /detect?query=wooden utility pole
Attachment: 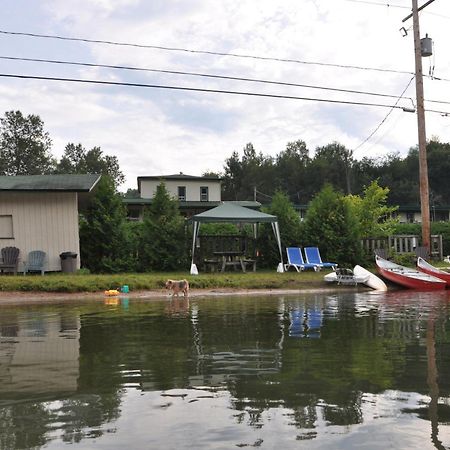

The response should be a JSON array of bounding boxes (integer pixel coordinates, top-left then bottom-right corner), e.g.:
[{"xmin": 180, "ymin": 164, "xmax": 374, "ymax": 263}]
[{"xmin": 411, "ymin": 0, "xmax": 431, "ymax": 251}]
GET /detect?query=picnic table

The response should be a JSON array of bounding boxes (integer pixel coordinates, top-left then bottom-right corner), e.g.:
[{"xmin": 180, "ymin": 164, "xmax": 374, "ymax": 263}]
[{"xmin": 213, "ymin": 251, "xmax": 246, "ymax": 272}]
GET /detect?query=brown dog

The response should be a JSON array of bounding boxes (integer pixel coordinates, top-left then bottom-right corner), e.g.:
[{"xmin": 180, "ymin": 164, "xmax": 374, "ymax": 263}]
[{"xmin": 165, "ymin": 279, "xmax": 189, "ymax": 297}]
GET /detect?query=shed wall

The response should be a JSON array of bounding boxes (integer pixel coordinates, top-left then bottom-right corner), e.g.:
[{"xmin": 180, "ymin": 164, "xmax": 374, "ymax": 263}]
[{"xmin": 0, "ymin": 192, "xmax": 80, "ymax": 272}]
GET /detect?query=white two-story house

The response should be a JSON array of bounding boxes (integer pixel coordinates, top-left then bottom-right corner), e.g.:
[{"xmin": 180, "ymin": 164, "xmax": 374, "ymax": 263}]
[{"xmin": 125, "ymin": 173, "xmax": 222, "ymax": 220}]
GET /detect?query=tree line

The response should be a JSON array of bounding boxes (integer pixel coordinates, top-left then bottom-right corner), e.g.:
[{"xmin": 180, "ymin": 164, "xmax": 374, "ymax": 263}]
[{"xmin": 220, "ymin": 140, "xmax": 450, "ymax": 206}]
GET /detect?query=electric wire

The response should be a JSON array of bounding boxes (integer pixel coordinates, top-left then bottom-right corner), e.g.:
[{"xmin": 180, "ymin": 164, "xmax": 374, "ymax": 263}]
[
  {"xmin": 353, "ymin": 75, "xmax": 415, "ymax": 152},
  {"xmin": 0, "ymin": 29, "xmax": 414, "ymax": 76},
  {"xmin": 0, "ymin": 55, "xmax": 415, "ymax": 102},
  {"xmin": 0, "ymin": 72, "xmax": 418, "ymax": 111},
  {"xmin": 342, "ymin": 0, "xmax": 409, "ymax": 9}
]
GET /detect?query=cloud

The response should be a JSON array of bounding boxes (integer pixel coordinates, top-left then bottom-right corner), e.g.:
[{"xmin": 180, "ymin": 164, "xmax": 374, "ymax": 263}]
[{"xmin": 1, "ymin": 0, "xmax": 449, "ymax": 191}]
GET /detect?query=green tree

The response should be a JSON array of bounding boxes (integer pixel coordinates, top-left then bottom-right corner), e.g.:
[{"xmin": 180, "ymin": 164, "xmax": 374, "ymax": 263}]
[
  {"xmin": 79, "ymin": 176, "xmax": 132, "ymax": 273},
  {"xmin": 258, "ymin": 191, "xmax": 302, "ymax": 267},
  {"xmin": 139, "ymin": 183, "xmax": 187, "ymax": 271},
  {"xmin": 0, "ymin": 110, "xmax": 55, "ymax": 175},
  {"xmin": 302, "ymin": 184, "xmax": 362, "ymax": 266},
  {"xmin": 56, "ymin": 143, "xmax": 125, "ymax": 189},
  {"xmin": 222, "ymin": 143, "xmax": 275, "ymax": 201},
  {"xmin": 345, "ymin": 180, "xmax": 398, "ymax": 238},
  {"xmin": 275, "ymin": 140, "xmax": 311, "ymax": 203},
  {"xmin": 309, "ymin": 142, "xmax": 354, "ymax": 194}
]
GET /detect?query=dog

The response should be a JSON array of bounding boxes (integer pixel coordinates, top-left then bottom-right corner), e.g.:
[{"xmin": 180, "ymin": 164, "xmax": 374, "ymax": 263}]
[{"xmin": 165, "ymin": 279, "xmax": 189, "ymax": 297}]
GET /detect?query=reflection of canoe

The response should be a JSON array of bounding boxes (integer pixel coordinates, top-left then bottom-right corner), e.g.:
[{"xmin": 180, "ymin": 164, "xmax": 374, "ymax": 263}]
[
  {"xmin": 375, "ymin": 255, "xmax": 446, "ymax": 290},
  {"xmin": 417, "ymin": 257, "xmax": 450, "ymax": 286},
  {"xmin": 353, "ymin": 265, "xmax": 387, "ymax": 291}
]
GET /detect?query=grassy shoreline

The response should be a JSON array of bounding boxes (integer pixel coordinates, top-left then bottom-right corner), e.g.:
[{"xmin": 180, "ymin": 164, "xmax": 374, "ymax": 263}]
[{"xmin": 0, "ymin": 270, "xmax": 334, "ymax": 293}]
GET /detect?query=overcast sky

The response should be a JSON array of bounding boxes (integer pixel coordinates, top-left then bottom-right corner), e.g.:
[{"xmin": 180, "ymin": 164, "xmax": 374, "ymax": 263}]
[{"xmin": 1, "ymin": 0, "xmax": 449, "ymax": 191}]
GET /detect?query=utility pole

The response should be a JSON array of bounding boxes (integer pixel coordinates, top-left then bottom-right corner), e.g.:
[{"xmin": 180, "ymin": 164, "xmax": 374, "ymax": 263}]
[{"xmin": 403, "ymin": 0, "xmax": 434, "ymax": 252}]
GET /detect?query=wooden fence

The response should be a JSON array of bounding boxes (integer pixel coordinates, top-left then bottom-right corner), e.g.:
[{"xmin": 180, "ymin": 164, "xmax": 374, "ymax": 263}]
[{"xmin": 361, "ymin": 234, "xmax": 443, "ymax": 260}]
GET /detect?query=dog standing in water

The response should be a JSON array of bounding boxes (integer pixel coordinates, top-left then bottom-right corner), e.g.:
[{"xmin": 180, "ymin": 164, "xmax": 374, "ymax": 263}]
[{"xmin": 165, "ymin": 279, "xmax": 189, "ymax": 297}]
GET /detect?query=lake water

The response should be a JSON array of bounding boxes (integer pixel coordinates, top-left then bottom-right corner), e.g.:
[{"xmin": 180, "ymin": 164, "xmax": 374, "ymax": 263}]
[{"xmin": 1, "ymin": 290, "xmax": 450, "ymax": 449}]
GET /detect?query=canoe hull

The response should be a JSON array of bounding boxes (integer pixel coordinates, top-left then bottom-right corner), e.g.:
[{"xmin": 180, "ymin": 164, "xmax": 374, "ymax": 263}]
[
  {"xmin": 417, "ymin": 257, "xmax": 450, "ymax": 287},
  {"xmin": 375, "ymin": 255, "xmax": 446, "ymax": 290}
]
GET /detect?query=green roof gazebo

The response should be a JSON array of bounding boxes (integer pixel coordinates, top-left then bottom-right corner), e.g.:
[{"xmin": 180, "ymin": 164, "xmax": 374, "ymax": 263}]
[{"xmin": 189, "ymin": 203, "xmax": 284, "ymax": 274}]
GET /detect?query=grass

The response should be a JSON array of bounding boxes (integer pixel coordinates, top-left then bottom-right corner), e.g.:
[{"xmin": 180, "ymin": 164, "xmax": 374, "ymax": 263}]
[{"xmin": 0, "ymin": 269, "xmax": 333, "ymax": 293}]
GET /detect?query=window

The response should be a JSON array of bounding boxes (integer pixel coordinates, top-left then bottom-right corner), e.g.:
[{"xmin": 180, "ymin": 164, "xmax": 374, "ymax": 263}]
[
  {"xmin": 406, "ymin": 212, "xmax": 415, "ymax": 223},
  {"xmin": 0, "ymin": 215, "xmax": 13, "ymax": 238},
  {"xmin": 178, "ymin": 186, "xmax": 186, "ymax": 201},
  {"xmin": 200, "ymin": 186, "xmax": 209, "ymax": 202}
]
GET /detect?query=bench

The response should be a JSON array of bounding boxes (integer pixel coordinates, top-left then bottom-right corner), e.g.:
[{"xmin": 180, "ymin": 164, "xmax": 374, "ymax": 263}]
[
  {"xmin": 243, "ymin": 259, "xmax": 256, "ymax": 272},
  {"xmin": 203, "ymin": 259, "xmax": 220, "ymax": 272}
]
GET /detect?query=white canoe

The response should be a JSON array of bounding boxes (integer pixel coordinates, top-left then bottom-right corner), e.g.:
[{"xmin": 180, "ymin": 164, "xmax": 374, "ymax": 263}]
[{"xmin": 353, "ymin": 264, "xmax": 387, "ymax": 291}]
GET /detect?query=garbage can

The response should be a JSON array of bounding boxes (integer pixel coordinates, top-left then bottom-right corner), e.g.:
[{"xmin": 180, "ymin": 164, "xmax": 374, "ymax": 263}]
[{"xmin": 60, "ymin": 252, "xmax": 78, "ymax": 273}]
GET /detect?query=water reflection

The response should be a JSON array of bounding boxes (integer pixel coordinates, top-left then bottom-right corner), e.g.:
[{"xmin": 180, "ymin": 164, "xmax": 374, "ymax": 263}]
[{"xmin": 0, "ymin": 291, "xmax": 450, "ymax": 449}]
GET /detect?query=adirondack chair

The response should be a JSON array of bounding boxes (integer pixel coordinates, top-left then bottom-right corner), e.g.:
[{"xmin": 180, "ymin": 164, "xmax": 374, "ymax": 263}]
[
  {"xmin": 0, "ymin": 246, "xmax": 20, "ymax": 275},
  {"xmin": 23, "ymin": 250, "xmax": 46, "ymax": 275}
]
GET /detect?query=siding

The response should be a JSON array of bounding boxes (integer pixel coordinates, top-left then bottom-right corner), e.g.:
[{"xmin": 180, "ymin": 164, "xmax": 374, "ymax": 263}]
[
  {"xmin": 140, "ymin": 179, "xmax": 221, "ymax": 201},
  {"xmin": 0, "ymin": 192, "xmax": 80, "ymax": 272}
]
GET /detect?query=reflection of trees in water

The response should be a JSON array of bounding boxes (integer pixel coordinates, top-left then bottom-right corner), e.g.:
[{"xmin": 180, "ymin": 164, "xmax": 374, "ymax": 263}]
[{"xmin": 0, "ymin": 403, "xmax": 51, "ymax": 449}]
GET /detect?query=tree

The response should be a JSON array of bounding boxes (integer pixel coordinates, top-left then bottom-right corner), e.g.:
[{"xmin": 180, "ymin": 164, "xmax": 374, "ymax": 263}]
[
  {"xmin": 345, "ymin": 180, "xmax": 398, "ymax": 238},
  {"xmin": 79, "ymin": 177, "xmax": 132, "ymax": 272},
  {"xmin": 0, "ymin": 110, "xmax": 55, "ymax": 175},
  {"xmin": 55, "ymin": 143, "xmax": 125, "ymax": 189},
  {"xmin": 309, "ymin": 142, "xmax": 354, "ymax": 194},
  {"xmin": 302, "ymin": 184, "xmax": 362, "ymax": 266},
  {"xmin": 222, "ymin": 143, "xmax": 275, "ymax": 201},
  {"xmin": 139, "ymin": 183, "xmax": 187, "ymax": 271},
  {"xmin": 258, "ymin": 191, "xmax": 302, "ymax": 267},
  {"xmin": 275, "ymin": 140, "xmax": 311, "ymax": 203}
]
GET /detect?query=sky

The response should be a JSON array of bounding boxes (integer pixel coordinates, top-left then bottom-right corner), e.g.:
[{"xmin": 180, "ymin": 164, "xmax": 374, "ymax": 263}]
[{"xmin": 1, "ymin": 0, "xmax": 449, "ymax": 192}]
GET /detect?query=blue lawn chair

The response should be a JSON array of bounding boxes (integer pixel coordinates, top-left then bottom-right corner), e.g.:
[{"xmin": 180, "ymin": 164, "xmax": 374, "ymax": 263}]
[
  {"xmin": 304, "ymin": 247, "xmax": 337, "ymax": 270},
  {"xmin": 23, "ymin": 250, "xmax": 46, "ymax": 275},
  {"xmin": 284, "ymin": 247, "xmax": 319, "ymax": 272}
]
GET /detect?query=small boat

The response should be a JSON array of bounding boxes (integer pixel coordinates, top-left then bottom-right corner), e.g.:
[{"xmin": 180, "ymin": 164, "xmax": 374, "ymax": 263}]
[
  {"xmin": 353, "ymin": 265, "xmax": 387, "ymax": 291},
  {"xmin": 375, "ymin": 255, "xmax": 446, "ymax": 290},
  {"xmin": 323, "ymin": 268, "xmax": 369, "ymax": 286},
  {"xmin": 417, "ymin": 257, "xmax": 450, "ymax": 287}
]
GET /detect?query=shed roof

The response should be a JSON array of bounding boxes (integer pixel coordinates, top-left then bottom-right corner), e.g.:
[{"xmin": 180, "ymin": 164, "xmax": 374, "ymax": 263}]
[
  {"xmin": 192, "ymin": 203, "xmax": 277, "ymax": 223},
  {"xmin": 0, "ymin": 174, "xmax": 101, "ymax": 192}
]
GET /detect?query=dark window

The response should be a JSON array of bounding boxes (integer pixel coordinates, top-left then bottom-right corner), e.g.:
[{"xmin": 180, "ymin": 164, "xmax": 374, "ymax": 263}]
[
  {"xmin": 178, "ymin": 186, "xmax": 186, "ymax": 201},
  {"xmin": 0, "ymin": 215, "xmax": 13, "ymax": 238},
  {"xmin": 200, "ymin": 186, "xmax": 209, "ymax": 202}
]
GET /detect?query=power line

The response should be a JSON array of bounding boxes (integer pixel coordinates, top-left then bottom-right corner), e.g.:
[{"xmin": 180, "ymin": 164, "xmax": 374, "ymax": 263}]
[
  {"xmin": 353, "ymin": 76, "xmax": 415, "ymax": 152},
  {"xmin": 0, "ymin": 55, "xmax": 415, "ymax": 102},
  {"xmin": 0, "ymin": 72, "xmax": 417, "ymax": 110},
  {"xmin": 0, "ymin": 29, "xmax": 414, "ymax": 76},
  {"xmin": 342, "ymin": 0, "xmax": 409, "ymax": 9}
]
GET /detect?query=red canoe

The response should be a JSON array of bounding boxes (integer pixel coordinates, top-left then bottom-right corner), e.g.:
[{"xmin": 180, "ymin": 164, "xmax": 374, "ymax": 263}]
[
  {"xmin": 417, "ymin": 256, "xmax": 450, "ymax": 287},
  {"xmin": 375, "ymin": 255, "xmax": 447, "ymax": 290}
]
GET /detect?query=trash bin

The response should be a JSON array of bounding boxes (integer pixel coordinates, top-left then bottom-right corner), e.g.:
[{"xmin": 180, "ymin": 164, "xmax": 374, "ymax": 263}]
[{"xmin": 60, "ymin": 251, "xmax": 77, "ymax": 273}]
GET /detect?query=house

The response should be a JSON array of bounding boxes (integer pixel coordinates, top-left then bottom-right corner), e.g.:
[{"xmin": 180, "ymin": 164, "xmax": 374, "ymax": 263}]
[
  {"xmin": 395, "ymin": 205, "xmax": 450, "ymax": 223},
  {"xmin": 124, "ymin": 173, "xmax": 260, "ymax": 219},
  {"xmin": 0, "ymin": 174, "xmax": 101, "ymax": 272}
]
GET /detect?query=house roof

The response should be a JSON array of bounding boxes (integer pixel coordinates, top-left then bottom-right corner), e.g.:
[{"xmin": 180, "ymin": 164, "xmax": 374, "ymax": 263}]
[
  {"xmin": 191, "ymin": 203, "xmax": 277, "ymax": 223},
  {"xmin": 0, "ymin": 174, "xmax": 101, "ymax": 192},
  {"xmin": 123, "ymin": 199, "xmax": 261, "ymax": 210},
  {"xmin": 138, "ymin": 173, "xmax": 222, "ymax": 182}
]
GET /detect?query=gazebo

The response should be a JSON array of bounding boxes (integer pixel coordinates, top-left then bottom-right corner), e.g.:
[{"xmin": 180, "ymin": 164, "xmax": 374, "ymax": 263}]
[{"xmin": 189, "ymin": 203, "xmax": 284, "ymax": 274}]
